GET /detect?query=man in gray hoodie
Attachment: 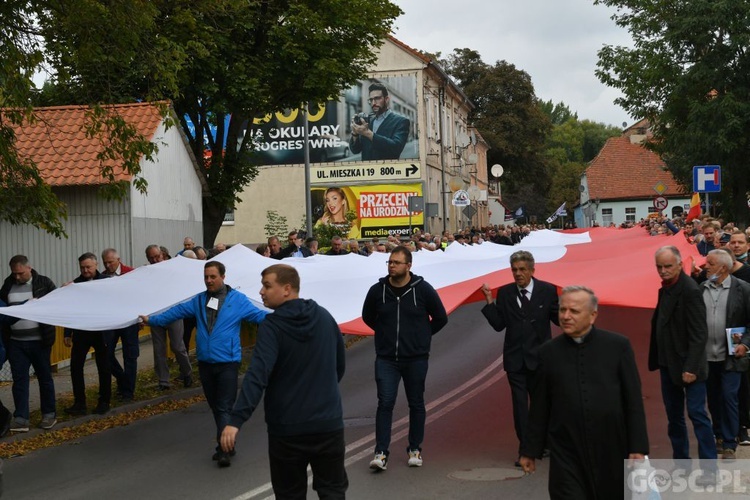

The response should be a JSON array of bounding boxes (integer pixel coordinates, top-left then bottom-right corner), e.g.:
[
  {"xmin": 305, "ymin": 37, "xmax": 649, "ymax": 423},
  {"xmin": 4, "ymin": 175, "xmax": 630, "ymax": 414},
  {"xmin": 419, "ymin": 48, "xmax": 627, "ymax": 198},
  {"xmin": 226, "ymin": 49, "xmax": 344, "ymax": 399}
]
[{"xmin": 221, "ymin": 264, "xmax": 347, "ymax": 499}]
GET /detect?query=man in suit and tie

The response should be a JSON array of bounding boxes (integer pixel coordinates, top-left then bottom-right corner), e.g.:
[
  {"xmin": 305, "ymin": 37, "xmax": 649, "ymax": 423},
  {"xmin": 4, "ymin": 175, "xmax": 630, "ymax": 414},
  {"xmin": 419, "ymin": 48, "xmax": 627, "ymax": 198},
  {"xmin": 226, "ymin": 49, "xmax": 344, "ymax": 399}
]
[
  {"xmin": 350, "ymin": 82, "xmax": 410, "ymax": 161},
  {"xmin": 480, "ymin": 250, "xmax": 559, "ymax": 465}
]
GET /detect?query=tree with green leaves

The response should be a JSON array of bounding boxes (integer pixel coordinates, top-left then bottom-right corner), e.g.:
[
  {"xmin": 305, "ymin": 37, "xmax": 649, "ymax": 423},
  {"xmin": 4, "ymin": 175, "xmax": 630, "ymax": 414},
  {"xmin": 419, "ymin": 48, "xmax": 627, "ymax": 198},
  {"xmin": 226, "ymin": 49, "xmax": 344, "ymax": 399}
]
[
  {"xmin": 442, "ymin": 48, "xmax": 552, "ymax": 202},
  {"xmin": 9, "ymin": 0, "xmax": 401, "ymax": 244},
  {"xmin": 595, "ymin": 0, "xmax": 750, "ymax": 224}
]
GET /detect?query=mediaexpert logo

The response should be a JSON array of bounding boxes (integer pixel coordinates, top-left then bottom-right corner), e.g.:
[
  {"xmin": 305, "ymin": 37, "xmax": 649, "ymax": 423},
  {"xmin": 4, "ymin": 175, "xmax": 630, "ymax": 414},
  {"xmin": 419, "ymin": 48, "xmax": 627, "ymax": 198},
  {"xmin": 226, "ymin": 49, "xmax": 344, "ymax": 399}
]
[{"xmin": 625, "ymin": 459, "xmax": 750, "ymax": 497}]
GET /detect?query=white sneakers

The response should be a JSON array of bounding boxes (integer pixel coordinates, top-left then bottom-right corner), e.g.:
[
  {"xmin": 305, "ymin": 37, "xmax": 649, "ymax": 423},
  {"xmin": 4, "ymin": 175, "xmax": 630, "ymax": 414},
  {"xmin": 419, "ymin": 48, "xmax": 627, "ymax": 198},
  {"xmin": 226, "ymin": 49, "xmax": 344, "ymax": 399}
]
[
  {"xmin": 369, "ymin": 452, "xmax": 388, "ymax": 470},
  {"xmin": 370, "ymin": 450, "xmax": 423, "ymax": 469}
]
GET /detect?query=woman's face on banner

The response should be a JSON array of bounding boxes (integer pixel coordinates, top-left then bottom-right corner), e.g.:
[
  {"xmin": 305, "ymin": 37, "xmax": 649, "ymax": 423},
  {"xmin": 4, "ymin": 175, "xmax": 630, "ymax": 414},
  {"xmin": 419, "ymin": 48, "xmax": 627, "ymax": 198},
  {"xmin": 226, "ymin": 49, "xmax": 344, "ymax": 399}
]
[{"xmin": 326, "ymin": 191, "xmax": 345, "ymax": 217}]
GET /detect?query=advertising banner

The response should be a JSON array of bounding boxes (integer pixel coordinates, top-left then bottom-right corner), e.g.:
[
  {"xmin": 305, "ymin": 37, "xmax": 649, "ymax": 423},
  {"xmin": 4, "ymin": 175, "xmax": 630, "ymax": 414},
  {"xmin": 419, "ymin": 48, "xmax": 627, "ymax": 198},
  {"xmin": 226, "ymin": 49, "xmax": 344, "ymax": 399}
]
[
  {"xmin": 312, "ymin": 183, "xmax": 424, "ymax": 239},
  {"xmin": 248, "ymin": 75, "xmax": 420, "ymax": 168}
]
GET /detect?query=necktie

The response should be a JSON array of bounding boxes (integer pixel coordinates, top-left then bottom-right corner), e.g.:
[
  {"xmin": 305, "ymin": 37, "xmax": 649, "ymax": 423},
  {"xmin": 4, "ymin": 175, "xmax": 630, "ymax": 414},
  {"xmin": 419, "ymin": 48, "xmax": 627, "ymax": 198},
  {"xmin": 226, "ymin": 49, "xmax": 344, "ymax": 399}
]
[{"xmin": 520, "ymin": 289, "xmax": 530, "ymax": 309}]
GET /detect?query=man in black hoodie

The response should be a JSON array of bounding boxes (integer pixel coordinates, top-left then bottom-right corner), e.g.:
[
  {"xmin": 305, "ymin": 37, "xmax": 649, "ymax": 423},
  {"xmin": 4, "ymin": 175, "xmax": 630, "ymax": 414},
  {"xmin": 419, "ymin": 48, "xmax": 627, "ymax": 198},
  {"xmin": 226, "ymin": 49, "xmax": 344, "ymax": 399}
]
[
  {"xmin": 362, "ymin": 246, "xmax": 448, "ymax": 470},
  {"xmin": 221, "ymin": 264, "xmax": 347, "ymax": 499}
]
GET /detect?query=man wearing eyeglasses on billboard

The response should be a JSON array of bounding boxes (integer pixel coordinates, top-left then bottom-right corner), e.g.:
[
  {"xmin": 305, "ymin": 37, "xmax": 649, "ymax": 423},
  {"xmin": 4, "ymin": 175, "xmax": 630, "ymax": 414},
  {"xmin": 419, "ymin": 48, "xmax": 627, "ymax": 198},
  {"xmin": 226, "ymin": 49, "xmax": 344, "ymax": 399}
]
[
  {"xmin": 350, "ymin": 82, "xmax": 410, "ymax": 161},
  {"xmin": 362, "ymin": 246, "xmax": 448, "ymax": 471}
]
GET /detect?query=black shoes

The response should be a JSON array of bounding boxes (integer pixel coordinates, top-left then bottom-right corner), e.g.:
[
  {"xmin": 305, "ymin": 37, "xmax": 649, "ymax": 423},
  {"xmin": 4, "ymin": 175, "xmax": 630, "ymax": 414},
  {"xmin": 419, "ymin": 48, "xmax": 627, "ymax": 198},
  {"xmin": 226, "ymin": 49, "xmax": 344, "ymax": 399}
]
[
  {"xmin": 92, "ymin": 403, "xmax": 110, "ymax": 415},
  {"xmin": 64, "ymin": 405, "xmax": 87, "ymax": 416},
  {"xmin": 0, "ymin": 409, "xmax": 12, "ymax": 438},
  {"xmin": 183, "ymin": 375, "xmax": 193, "ymax": 388}
]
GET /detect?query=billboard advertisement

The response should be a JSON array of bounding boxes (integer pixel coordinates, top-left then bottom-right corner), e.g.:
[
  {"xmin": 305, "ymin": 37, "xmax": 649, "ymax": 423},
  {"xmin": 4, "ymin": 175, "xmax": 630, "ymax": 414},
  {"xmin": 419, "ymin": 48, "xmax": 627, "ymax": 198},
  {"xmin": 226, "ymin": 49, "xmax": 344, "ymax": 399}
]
[
  {"xmin": 312, "ymin": 183, "xmax": 424, "ymax": 239},
  {"xmin": 247, "ymin": 75, "xmax": 419, "ymax": 167}
]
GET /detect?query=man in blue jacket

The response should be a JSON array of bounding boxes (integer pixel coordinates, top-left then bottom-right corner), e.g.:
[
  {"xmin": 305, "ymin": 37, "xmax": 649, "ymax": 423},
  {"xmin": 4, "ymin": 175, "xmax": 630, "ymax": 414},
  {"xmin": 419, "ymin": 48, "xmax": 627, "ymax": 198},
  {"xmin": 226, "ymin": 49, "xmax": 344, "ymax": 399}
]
[
  {"xmin": 221, "ymin": 264, "xmax": 347, "ymax": 499},
  {"xmin": 362, "ymin": 246, "xmax": 448, "ymax": 470},
  {"xmin": 139, "ymin": 261, "xmax": 267, "ymax": 467}
]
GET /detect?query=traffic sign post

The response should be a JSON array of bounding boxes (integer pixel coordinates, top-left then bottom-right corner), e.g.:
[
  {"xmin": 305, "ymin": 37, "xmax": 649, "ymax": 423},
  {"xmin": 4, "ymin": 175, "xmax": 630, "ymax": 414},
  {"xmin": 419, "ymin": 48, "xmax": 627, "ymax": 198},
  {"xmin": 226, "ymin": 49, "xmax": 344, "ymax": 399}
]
[
  {"xmin": 693, "ymin": 165, "xmax": 721, "ymax": 217},
  {"xmin": 653, "ymin": 196, "xmax": 668, "ymax": 213}
]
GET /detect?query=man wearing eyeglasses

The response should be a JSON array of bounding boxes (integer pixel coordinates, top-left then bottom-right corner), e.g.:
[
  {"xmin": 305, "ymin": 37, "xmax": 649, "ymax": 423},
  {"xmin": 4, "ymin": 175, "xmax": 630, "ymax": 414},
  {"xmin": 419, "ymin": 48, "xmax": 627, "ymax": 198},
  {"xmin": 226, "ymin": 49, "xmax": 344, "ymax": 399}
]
[
  {"xmin": 349, "ymin": 82, "xmax": 410, "ymax": 161},
  {"xmin": 362, "ymin": 246, "xmax": 448, "ymax": 471}
]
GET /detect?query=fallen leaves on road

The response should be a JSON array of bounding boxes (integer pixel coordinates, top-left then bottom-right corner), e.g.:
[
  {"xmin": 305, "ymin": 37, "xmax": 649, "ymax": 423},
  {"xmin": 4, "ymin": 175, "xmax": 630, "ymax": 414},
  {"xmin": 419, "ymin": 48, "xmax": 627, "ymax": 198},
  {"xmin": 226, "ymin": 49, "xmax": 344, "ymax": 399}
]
[{"xmin": 0, "ymin": 394, "xmax": 206, "ymax": 459}]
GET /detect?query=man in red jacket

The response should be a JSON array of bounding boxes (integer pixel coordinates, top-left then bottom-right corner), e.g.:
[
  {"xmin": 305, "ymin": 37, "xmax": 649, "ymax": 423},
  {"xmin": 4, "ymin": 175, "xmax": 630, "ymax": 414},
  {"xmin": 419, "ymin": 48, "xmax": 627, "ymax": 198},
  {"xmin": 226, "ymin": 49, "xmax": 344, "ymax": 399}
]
[{"xmin": 101, "ymin": 248, "xmax": 139, "ymax": 402}]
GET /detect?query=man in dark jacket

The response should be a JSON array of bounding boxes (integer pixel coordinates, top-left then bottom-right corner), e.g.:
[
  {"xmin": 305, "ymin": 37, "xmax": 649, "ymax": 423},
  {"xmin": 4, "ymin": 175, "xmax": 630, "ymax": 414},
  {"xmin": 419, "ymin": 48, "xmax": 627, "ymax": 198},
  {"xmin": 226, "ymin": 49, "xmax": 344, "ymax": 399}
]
[
  {"xmin": 520, "ymin": 286, "xmax": 649, "ymax": 499},
  {"xmin": 480, "ymin": 250, "xmax": 559, "ymax": 465},
  {"xmin": 63, "ymin": 253, "xmax": 112, "ymax": 416},
  {"xmin": 0, "ymin": 255, "xmax": 57, "ymax": 432},
  {"xmin": 141, "ymin": 261, "xmax": 267, "ymax": 467},
  {"xmin": 220, "ymin": 264, "xmax": 346, "ymax": 498},
  {"xmin": 362, "ymin": 246, "xmax": 448, "ymax": 470},
  {"xmin": 274, "ymin": 230, "xmax": 313, "ymax": 259},
  {"xmin": 650, "ymin": 247, "xmax": 717, "ymax": 464}
]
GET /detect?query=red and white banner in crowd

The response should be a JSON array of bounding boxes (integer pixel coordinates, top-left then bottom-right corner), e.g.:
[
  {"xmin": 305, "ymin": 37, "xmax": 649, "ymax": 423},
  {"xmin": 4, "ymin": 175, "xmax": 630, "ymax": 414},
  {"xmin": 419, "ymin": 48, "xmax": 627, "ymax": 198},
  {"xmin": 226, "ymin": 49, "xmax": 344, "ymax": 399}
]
[{"xmin": 0, "ymin": 228, "xmax": 699, "ymax": 334}]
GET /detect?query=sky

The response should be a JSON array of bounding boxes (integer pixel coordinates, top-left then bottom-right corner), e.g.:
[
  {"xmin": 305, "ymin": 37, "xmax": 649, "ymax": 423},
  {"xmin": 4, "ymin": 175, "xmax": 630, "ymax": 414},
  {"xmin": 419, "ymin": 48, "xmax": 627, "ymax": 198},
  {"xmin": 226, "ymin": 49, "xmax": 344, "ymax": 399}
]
[{"xmin": 391, "ymin": 0, "xmax": 635, "ymax": 127}]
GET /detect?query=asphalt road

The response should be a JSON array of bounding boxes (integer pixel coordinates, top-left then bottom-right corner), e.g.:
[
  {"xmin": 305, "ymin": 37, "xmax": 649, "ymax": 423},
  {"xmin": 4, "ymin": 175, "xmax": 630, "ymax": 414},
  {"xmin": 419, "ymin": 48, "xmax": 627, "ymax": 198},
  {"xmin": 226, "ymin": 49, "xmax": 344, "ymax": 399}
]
[{"xmin": 4, "ymin": 302, "xmax": 666, "ymax": 499}]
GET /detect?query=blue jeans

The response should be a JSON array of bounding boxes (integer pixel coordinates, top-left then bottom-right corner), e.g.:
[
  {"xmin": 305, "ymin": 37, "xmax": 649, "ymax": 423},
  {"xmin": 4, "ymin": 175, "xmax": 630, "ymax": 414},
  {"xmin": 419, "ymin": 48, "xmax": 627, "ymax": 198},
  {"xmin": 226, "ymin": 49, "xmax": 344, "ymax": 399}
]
[
  {"xmin": 659, "ymin": 368, "xmax": 717, "ymax": 459},
  {"xmin": 109, "ymin": 325, "xmax": 140, "ymax": 398},
  {"xmin": 374, "ymin": 357, "xmax": 428, "ymax": 454},
  {"xmin": 707, "ymin": 361, "xmax": 742, "ymax": 451},
  {"xmin": 198, "ymin": 361, "xmax": 239, "ymax": 443},
  {"xmin": 7, "ymin": 339, "xmax": 56, "ymax": 420}
]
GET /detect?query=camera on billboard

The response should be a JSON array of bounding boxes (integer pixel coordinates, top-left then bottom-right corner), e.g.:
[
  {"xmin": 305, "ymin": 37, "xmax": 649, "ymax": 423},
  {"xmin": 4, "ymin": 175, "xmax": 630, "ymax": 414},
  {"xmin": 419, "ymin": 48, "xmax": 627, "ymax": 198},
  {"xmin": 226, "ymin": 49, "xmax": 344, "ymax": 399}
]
[{"xmin": 353, "ymin": 112, "xmax": 369, "ymax": 125}]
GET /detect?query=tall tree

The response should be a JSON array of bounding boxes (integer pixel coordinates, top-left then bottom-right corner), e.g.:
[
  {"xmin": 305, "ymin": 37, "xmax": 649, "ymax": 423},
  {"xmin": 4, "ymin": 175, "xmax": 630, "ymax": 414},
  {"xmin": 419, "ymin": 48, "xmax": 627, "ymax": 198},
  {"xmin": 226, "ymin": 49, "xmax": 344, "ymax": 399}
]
[
  {"xmin": 443, "ymin": 48, "xmax": 552, "ymax": 208},
  {"xmin": 539, "ymin": 100, "xmax": 578, "ymax": 126},
  {"xmin": 0, "ymin": 2, "xmax": 67, "ymax": 236},
  {"xmin": 30, "ymin": 0, "xmax": 401, "ymax": 245},
  {"xmin": 595, "ymin": 0, "xmax": 750, "ymax": 224}
]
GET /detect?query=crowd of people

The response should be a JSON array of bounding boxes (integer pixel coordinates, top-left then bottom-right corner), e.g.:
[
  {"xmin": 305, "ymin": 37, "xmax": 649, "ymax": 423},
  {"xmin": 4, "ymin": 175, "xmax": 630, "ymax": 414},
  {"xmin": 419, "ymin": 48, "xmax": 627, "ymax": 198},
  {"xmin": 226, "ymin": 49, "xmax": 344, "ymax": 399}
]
[
  {"xmin": 258, "ymin": 224, "xmax": 548, "ymax": 260},
  {"xmin": 0, "ymin": 237, "xmax": 231, "ymax": 435}
]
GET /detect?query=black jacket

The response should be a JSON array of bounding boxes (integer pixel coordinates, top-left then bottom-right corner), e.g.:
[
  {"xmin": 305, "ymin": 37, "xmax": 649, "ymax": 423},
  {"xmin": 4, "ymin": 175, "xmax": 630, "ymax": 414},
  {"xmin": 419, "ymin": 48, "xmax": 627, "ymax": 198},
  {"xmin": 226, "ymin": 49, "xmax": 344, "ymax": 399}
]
[
  {"xmin": 649, "ymin": 271, "xmax": 708, "ymax": 385},
  {"xmin": 482, "ymin": 278, "xmax": 559, "ymax": 373},
  {"xmin": 0, "ymin": 269, "xmax": 57, "ymax": 347},
  {"xmin": 229, "ymin": 298, "xmax": 345, "ymax": 437},
  {"xmin": 362, "ymin": 273, "xmax": 448, "ymax": 360},
  {"xmin": 274, "ymin": 244, "xmax": 313, "ymax": 260}
]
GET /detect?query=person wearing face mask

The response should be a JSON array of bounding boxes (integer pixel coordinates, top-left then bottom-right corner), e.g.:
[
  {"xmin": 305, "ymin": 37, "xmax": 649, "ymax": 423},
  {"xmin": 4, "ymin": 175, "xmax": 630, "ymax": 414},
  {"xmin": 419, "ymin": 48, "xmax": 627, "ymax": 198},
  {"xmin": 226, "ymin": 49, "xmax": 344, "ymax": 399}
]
[{"xmin": 701, "ymin": 249, "xmax": 750, "ymax": 462}]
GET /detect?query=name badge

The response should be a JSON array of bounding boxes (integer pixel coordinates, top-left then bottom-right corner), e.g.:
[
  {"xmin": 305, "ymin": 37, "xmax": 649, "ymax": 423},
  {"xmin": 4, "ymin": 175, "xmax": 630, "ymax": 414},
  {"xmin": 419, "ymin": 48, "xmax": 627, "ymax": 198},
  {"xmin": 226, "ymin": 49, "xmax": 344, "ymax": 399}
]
[{"xmin": 207, "ymin": 297, "xmax": 219, "ymax": 310}]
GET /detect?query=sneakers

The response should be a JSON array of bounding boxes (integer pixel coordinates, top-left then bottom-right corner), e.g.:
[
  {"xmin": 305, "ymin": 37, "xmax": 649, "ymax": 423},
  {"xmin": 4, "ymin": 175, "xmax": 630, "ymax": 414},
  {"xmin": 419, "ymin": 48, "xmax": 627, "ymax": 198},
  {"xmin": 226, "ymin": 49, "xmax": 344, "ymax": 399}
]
[
  {"xmin": 408, "ymin": 449, "xmax": 423, "ymax": 467},
  {"xmin": 39, "ymin": 416, "xmax": 57, "ymax": 430},
  {"xmin": 740, "ymin": 428, "xmax": 750, "ymax": 446},
  {"xmin": 722, "ymin": 448, "xmax": 736, "ymax": 461},
  {"xmin": 369, "ymin": 452, "xmax": 388, "ymax": 471},
  {"xmin": 9, "ymin": 419, "xmax": 29, "ymax": 433}
]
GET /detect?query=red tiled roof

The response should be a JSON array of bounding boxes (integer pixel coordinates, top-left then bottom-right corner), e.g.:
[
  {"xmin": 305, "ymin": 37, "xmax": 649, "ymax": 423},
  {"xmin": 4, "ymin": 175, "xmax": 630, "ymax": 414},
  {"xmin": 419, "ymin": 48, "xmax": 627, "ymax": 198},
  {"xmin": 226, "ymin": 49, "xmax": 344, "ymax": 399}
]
[
  {"xmin": 9, "ymin": 102, "xmax": 165, "ymax": 186},
  {"xmin": 586, "ymin": 136, "xmax": 683, "ymax": 201}
]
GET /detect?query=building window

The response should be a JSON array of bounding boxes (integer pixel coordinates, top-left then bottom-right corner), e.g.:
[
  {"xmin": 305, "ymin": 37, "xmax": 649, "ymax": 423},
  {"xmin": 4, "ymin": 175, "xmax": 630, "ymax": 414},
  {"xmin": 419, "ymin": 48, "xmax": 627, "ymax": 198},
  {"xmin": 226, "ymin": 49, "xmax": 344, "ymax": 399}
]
[
  {"xmin": 648, "ymin": 207, "xmax": 658, "ymax": 214},
  {"xmin": 602, "ymin": 208, "xmax": 613, "ymax": 226},
  {"xmin": 223, "ymin": 210, "xmax": 235, "ymax": 226},
  {"xmin": 625, "ymin": 207, "xmax": 636, "ymax": 223}
]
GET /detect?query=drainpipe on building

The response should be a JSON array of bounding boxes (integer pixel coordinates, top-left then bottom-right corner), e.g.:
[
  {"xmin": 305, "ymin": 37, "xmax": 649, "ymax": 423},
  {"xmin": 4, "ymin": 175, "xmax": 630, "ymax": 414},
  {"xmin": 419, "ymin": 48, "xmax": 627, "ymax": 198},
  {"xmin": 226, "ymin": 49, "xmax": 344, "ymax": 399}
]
[{"xmin": 438, "ymin": 85, "xmax": 447, "ymax": 234}]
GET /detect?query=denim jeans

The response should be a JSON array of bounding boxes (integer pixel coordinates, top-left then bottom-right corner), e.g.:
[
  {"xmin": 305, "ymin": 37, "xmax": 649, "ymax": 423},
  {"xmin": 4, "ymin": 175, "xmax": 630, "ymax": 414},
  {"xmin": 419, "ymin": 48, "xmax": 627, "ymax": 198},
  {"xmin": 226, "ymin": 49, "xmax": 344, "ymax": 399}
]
[
  {"xmin": 6, "ymin": 339, "xmax": 56, "ymax": 420},
  {"xmin": 109, "ymin": 325, "xmax": 140, "ymax": 398},
  {"xmin": 374, "ymin": 357, "xmax": 428, "ymax": 454},
  {"xmin": 707, "ymin": 361, "xmax": 742, "ymax": 451},
  {"xmin": 198, "ymin": 361, "xmax": 239, "ymax": 442},
  {"xmin": 659, "ymin": 368, "xmax": 717, "ymax": 459}
]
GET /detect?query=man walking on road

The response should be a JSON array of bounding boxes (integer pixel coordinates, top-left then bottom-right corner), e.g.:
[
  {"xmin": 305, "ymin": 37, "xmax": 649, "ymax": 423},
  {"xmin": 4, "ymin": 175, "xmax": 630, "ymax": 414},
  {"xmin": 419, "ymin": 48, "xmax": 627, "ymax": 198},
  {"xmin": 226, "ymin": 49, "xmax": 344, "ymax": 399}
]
[
  {"xmin": 221, "ymin": 264, "xmax": 347, "ymax": 498},
  {"xmin": 140, "ymin": 261, "xmax": 267, "ymax": 467},
  {"xmin": 520, "ymin": 286, "xmax": 649, "ymax": 499},
  {"xmin": 480, "ymin": 250, "xmax": 559, "ymax": 465},
  {"xmin": 362, "ymin": 246, "xmax": 448, "ymax": 470}
]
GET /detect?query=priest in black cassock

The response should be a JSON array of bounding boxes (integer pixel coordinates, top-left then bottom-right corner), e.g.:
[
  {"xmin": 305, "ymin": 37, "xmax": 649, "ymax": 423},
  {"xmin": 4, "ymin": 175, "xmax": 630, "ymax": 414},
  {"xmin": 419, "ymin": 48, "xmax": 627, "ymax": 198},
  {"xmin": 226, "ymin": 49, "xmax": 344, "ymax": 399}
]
[{"xmin": 519, "ymin": 285, "xmax": 649, "ymax": 500}]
